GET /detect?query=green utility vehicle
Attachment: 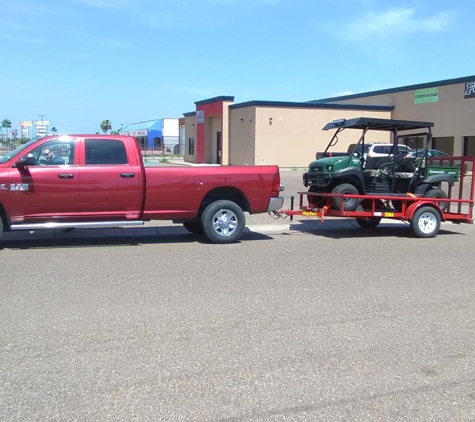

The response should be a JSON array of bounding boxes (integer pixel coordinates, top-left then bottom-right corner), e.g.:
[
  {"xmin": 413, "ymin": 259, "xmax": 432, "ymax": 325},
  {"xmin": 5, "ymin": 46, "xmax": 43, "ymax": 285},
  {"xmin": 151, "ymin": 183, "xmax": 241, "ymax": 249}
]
[{"xmin": 302, "ymin": 117, "xmax": 459, "ymax": 211}]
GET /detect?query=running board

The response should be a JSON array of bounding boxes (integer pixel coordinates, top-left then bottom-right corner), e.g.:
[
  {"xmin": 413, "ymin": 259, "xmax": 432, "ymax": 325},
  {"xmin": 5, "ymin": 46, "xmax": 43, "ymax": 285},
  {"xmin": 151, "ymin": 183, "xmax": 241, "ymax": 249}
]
[{"xmin": 10, "ymin": 221, "xmax": 145, "ymax": 231}]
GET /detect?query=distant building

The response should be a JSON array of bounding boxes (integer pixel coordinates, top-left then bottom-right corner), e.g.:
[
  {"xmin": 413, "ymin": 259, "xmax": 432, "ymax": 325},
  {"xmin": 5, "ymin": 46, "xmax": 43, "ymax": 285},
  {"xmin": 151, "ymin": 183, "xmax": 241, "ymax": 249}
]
[{"xmin": 121, "ymin": 118, "xmax": 180, "ymax": 152}]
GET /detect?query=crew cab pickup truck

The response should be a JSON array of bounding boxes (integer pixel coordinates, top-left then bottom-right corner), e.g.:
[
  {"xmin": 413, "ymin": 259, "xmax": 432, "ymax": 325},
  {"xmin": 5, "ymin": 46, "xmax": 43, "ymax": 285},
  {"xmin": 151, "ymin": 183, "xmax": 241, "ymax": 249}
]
[{"xmin": 0, "ymin": 135, "xmax": 284, "ymax": 244}]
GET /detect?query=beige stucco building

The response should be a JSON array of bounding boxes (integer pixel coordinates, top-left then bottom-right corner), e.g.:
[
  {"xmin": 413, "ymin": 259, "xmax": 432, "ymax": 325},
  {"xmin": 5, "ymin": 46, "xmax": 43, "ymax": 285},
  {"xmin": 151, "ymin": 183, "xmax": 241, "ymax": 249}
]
[{"xmin": 182, "ymin": 75, "xmax": 475, "ymax": 168}]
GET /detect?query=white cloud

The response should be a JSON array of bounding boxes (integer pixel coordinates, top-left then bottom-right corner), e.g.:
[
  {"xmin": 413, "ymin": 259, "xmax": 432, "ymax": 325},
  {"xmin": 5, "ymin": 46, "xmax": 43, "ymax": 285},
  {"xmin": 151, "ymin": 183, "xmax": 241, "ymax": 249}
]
[
  {"xmin": 327, "ymin": 8, "xmax": 455, "ymax": 42},
  {"xmin": 76, "ymin": 0, "xmax": 132, "ymax": 9}
]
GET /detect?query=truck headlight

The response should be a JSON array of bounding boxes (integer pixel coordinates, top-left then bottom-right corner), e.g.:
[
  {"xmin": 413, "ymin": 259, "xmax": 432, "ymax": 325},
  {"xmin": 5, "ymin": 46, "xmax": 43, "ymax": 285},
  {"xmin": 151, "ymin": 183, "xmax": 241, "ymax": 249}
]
[{"xmin": 326, "ymin": 165, "xmax": 333, "ymax": 172}]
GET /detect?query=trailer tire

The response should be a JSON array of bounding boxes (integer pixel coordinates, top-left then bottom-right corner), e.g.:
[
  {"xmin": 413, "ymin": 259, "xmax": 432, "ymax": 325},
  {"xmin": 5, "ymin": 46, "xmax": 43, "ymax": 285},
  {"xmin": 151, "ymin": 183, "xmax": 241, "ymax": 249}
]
[
  {"xmin": 410, "ymin": 206, "xmax": 441, "ymax": 238},
  {"xmin": 355, "ymin": 217, "xmax": 381, "ymax": 228},
  {"xmin": 424, "ymin": 188, "xmax": 448, "ymax": 212},
  {"xmin": 201, "ymin": 200, "xmax": 245, "ymax": 244},
  {"xmin": 331, "ymin": 183, "xmax": 359, "ymax": 211},
  {"xmin": 183, "ymin": 221, "xmax": 204, "ymax": 235}
]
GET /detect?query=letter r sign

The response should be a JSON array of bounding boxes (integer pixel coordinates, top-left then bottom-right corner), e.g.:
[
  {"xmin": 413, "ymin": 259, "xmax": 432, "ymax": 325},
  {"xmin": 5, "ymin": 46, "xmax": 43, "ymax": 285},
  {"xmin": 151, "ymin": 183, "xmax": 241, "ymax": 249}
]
[{"xmin": 464, "ymin": 82, "xmax": 475, "ymax": 98}]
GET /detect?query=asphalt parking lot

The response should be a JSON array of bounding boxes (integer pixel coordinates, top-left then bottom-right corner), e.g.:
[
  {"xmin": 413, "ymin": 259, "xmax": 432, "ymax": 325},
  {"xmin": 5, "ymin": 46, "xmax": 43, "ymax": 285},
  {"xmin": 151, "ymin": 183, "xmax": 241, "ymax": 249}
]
[{"xmin": 1, "ymin": 170, "xmax": 475, "ymax": 421}]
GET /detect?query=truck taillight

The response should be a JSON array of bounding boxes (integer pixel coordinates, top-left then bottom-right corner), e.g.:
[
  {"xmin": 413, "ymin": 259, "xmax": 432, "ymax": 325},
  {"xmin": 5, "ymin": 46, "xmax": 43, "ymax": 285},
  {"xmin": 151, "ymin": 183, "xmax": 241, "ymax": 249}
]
[{"xmin": 272, "ymin": 173, "xmax": 281, "ymax": 192}]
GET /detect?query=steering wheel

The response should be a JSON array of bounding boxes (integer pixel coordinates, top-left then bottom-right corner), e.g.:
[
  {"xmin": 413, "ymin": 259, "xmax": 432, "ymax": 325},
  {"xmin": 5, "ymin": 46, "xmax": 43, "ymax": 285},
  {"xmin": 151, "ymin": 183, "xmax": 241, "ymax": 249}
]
[{"xmin": 379, "ymin": 161, "xmax": 395, "ymax": 177}]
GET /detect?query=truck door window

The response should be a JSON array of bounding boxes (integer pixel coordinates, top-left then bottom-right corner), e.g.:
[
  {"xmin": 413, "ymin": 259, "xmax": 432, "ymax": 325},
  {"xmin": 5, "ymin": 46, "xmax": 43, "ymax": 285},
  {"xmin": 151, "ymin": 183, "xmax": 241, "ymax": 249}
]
[
  {"xmin": 26, "ymin": 140, "xmax": 75, "ymax": 166},
  {"xmin": 85, "ymin": 139, "xmax": 128, "ymax": 165}
]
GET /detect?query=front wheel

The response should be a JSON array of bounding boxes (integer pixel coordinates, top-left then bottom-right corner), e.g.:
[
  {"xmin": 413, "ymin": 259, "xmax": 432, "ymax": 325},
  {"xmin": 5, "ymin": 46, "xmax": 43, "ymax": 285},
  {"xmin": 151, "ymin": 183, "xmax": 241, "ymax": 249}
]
[
  {"xmin": 410, "ymin": 206, "xmax": 441, "ymax": 238},
  {"xmin": 201, "ymin": 200, "xmax": 246, "ymax": 244},
  {"xmin": 330, "ymin": 183, "xmax": 359, "ymax": 211}
]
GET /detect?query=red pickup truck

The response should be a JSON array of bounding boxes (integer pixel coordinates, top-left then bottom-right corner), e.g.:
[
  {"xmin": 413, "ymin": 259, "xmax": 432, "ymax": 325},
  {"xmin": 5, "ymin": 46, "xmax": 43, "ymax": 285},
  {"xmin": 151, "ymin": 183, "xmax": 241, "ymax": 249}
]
[{"xmin": 0, "ymin": 135, "xmax": 284, "ymax": 244}]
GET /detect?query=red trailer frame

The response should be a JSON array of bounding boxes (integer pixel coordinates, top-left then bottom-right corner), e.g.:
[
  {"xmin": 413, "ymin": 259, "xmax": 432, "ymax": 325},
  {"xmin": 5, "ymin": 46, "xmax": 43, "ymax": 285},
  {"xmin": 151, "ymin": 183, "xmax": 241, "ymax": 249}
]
[{"xmin": 280, "ymin": 157, "xmax": 475, "ymax": 237}]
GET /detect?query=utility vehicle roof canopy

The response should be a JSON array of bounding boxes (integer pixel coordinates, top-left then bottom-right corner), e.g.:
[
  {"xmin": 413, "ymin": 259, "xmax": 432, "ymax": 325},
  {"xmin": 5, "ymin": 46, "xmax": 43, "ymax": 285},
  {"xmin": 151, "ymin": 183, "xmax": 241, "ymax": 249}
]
[{"xmin": 322, "ymin": 117, "xmax": 434, "ymax": 132}]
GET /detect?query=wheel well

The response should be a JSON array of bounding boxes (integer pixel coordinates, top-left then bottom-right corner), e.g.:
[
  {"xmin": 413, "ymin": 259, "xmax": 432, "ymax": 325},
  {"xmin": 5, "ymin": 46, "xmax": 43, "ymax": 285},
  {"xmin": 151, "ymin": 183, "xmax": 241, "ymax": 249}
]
[
  {"xmin": 199, "ymin": 187, "xmax": 250, "ymax": 214},
  {"xmin": 330, "ymin": 178, "xmax": 364, "ymax": 193}
]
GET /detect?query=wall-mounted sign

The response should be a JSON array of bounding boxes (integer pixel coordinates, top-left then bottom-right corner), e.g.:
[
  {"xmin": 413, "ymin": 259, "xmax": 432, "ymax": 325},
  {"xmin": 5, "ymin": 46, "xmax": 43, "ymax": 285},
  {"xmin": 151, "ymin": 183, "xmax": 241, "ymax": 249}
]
[
  {"xmin": 33, "ymin": 120, "xmax": 50, "ymax": 126},
  {"xmin": 196, "ymin": 110, "xmax": 204, "ymax": 124},
  {"xmin": 414, "ymin": 87, "xmax": 439, "ymax": 104},
  {"xmin": 123, "ymin": 129, "xmax": 148, "ymax": 137},
  {"xmin": 464, "ymin": 82, "xmax": 475, "ymax": 99}
]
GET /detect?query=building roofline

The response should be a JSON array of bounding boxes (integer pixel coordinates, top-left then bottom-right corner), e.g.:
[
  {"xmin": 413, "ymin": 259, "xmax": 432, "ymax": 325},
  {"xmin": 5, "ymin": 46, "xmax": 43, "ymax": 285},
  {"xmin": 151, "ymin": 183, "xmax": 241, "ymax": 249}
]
[
  {"xmin": 310, "ymin": 74, "xmax": 475, "ymax": 103},
  {"xmin": 229, "ymin": 100, "xmax": 393, "ymax": 111},
  {"xmin": 183, "ymin": 111, "xmax": 196, "ymax": 117},
  {"xmin": 195, "ymin": 96, "xmax": 234, "ymax": 106}
]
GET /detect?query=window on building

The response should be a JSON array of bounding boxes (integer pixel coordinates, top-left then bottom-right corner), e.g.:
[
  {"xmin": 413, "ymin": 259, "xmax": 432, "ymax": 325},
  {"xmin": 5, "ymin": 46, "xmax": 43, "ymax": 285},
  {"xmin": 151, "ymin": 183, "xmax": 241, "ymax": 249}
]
[
  {"xmin": 154, "ymin": 137, "xmax": 162, "ymax": 148},
  {"xmin": 188, "ymin": 138, "xmax": 195, "ymax": 155},
  {"xmin": 85, "ymin": 139, "xmax": 127, "ymax": 165}
]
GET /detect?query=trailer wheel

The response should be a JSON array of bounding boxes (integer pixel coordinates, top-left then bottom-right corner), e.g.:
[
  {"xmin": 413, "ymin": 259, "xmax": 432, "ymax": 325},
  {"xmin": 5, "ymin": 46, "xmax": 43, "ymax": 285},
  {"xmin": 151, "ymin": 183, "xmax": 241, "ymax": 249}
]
[
  {"xmin": 410, "ymin": 206, "xmax": 441, "ymax": 238},
  {"xmin": 355, "ymin": 217, "xmax": 381, "ymax": 228},
  {"xmin": 424, "ymin": 188, "xmax": 448, "ymax": 212},
  {"xmin": 331, "ymin": 183, "xmax": 359, "ymax": 211},
  {"xmin": 201, "ymin": 200, "xmax": 245, "ymax": 244},
  {"xmin": 183, "ymin": 221, "xmax": 203, "ymax": 235}
]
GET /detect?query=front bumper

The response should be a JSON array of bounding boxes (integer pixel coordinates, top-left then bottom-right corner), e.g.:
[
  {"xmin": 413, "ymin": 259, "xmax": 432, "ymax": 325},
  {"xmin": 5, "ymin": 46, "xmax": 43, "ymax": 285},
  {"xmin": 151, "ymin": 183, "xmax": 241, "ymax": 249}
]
[
  {"xmin": 267, "ymin": 196, "xmax": 284, "ymax": 212},
  {"xmin": 304, "ymin": 171, "xmax": 332, "ymax": 188}
]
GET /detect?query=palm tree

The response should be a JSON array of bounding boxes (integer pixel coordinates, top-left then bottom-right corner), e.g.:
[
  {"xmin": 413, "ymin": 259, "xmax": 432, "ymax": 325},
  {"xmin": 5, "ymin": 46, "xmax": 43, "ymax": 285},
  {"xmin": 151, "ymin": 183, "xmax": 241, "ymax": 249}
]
[
  {"xmin": 100, "ymin": 120, "xmax": 112, "ymax": 134},
  {"xmin": 2, "ymin": 119, "xmax": 11, "ymax": 140},
  {"xmin": 51, "ymin": 127, "xmax": 58, "ymax": 135}
]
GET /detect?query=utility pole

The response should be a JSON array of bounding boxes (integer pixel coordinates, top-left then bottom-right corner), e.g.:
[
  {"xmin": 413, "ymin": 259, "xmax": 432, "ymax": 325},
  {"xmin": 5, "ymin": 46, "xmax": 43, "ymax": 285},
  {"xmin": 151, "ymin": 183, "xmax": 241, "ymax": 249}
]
[{"xmin": 38, "ymin": 114, "xmax": 46, "ymax": 122}]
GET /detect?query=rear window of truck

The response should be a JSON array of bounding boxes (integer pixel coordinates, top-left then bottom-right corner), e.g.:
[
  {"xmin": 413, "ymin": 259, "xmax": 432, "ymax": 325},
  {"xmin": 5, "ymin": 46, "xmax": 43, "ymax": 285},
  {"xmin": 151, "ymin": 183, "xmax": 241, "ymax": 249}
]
[{"xmin": 85, "ymin": 139, "xmax": 128, "ymax": 165}]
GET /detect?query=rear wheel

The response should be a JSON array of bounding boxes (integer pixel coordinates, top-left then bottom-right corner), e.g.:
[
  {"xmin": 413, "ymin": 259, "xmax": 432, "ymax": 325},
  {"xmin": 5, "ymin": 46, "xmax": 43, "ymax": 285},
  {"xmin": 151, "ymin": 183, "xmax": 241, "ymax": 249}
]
[
  {"xmin": 330, "ymin": 183, "xmax": 359, "ymax": 211},
  {"xmin": 424, "ymin": 188, "xmax": 448, "ymax": 212},
  {"xmin": 410, "ymin": 206, "xmax": 441, "ymax": 238},
  {"xmin": 183, "ymin": 221, "xmax": 203, "ymax": 235},
  {"xmin": 201, "ymin": 200, "xmax": 245, "ymax": 244}
]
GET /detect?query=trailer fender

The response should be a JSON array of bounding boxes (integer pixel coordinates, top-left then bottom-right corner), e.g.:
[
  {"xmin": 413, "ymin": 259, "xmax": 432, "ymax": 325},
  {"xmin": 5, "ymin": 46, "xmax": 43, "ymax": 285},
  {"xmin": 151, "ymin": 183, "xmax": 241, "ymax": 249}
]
[{"xmin": 405, "ymin": 201, "xmax": 444, "ymax": 221}]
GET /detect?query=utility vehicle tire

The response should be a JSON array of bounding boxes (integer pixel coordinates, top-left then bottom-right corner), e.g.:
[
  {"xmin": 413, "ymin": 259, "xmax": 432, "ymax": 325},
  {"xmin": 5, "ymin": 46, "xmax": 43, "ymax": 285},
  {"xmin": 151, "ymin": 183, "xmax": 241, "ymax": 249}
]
[
  {"xmin": 330, "ymin": 183, "xmax": 359, "ymax": 211},
  {"xmin": 201, "ymin": 200, "xmax": 245, "ymax": 244},
  {"xmin": 355, "ymin": 217, "xmax": 382, "ymax": 229},
  {"xmin": 410, "ymin": 206, "xmax": 441, "ymax": 238},
  {"xmin": 183, "ymin": 221, "xmax": 203, "ymax": 235},
  {"xmin": 424, "ymin": 188, "xmax": 448, "ymax": 212},
  {"xmin": 307, "ymin": 186, "xmax": 326, "ymax": 208}
]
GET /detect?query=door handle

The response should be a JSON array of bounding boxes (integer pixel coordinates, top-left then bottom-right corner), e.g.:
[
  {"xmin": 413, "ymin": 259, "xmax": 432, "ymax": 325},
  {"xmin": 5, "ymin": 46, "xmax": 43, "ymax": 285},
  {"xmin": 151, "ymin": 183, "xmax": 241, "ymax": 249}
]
[
  {"xmin": 120, "ymin": 173, "xmax": 135, "ymax": 178},
  {"xmin": 58, "ymin": 174, "xmax": 74, "ymax": 179}
]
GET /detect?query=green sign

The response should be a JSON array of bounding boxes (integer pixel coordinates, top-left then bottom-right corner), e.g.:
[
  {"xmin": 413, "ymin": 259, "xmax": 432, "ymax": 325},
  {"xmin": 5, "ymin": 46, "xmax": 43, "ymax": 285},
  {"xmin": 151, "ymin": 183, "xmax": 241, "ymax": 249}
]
[{"xmin": 414, "ymin": 87, "xmax": 439, "ymax": 104}]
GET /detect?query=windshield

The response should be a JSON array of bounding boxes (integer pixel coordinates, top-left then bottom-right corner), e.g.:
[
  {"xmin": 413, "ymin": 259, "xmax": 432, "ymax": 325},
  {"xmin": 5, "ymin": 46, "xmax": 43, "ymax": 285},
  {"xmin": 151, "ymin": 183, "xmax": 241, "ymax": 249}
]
[{"xmin": 0, "ymin": 138, "xmax": 39, "ymax": 164}]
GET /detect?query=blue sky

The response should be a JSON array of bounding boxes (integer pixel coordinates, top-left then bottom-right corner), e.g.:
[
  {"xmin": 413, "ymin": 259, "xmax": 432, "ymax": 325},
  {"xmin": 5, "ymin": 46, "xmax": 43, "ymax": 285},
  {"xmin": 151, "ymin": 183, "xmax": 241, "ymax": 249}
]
[{"xmin": 1, "ymin": 0, "xmax": 474, "ymax": 135}]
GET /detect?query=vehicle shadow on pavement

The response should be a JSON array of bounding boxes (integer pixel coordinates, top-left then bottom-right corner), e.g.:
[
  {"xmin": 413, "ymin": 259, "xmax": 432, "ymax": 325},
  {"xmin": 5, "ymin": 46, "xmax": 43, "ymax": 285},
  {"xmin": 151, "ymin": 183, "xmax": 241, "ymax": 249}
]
[
  {"xmin": 0, "ymin": 226, "xmax": 273, "ymax": 250},
  {"xmin": 288, "ymin": 218, "xmax": 465, "ymax": 240}
]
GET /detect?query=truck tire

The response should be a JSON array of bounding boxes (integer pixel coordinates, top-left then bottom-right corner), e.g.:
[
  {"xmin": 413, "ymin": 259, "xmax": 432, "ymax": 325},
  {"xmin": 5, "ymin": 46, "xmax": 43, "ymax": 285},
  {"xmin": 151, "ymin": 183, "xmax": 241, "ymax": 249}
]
[
  {"xmin": 0, "ymin": 217, "xmax": 3, "ymax": 240},
  {"xmin": 355, "ymin": 217, "xmax": 381, "ymax": 228},
  {"xmin": 201, "ymin": 200, "xmax": 245, "ymax": 244},
  {"xmin": 410, "ymin": 206, "xmax": 441, "ymax": 238},
  {"xmin": 183, "ymin": 221, "xmax": 203, "ymax": 235},
  {"xmin": 424, "ymin": 188, "xmax": 448, "ymax": 212},
  {"xmin": 331, "ymin": 183, "xmax": 359, "ymax": 211}
]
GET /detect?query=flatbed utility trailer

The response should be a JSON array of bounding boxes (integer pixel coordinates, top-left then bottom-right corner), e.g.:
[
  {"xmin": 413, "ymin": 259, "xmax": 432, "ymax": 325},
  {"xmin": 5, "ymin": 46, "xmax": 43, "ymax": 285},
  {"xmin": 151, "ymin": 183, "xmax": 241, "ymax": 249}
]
[{"xmin": 280, "ymin": 156, "xmax": 475, "ymax": 238}]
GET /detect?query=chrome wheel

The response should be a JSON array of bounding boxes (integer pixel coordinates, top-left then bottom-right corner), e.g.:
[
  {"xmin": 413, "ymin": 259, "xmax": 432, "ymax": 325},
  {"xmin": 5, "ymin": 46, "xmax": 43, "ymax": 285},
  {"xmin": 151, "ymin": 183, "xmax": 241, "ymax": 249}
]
[{"xmin": 212, "ymin": 209, "xmax": 238, "ymax": 237}]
